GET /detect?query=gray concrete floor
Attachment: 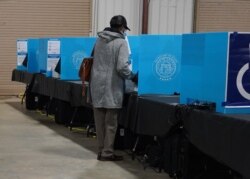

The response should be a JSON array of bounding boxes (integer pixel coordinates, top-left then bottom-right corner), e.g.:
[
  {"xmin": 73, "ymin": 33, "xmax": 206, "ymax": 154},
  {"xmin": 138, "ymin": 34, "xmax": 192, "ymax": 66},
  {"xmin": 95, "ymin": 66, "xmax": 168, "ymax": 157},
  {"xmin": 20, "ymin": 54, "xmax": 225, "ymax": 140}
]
[{"xmin": 0, "ymin": 97, "xmax": 171, "ymax": 179}]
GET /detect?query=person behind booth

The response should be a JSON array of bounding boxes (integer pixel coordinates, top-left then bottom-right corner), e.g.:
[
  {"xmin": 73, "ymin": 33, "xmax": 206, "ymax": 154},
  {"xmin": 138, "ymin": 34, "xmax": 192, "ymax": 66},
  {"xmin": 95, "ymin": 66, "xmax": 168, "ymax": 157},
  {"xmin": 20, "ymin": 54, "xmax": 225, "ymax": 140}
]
[{"xmin": 90, "ymin": 15, "xmax": 138, "ymax": 161}]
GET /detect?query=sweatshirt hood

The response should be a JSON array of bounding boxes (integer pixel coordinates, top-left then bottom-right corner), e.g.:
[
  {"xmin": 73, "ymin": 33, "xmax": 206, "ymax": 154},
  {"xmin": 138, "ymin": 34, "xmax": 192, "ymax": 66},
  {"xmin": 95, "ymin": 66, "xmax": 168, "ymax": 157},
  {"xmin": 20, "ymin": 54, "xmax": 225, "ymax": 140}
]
[{"xmin": 97, "ymin": 27, "xmax": 125, "ymax": 43}]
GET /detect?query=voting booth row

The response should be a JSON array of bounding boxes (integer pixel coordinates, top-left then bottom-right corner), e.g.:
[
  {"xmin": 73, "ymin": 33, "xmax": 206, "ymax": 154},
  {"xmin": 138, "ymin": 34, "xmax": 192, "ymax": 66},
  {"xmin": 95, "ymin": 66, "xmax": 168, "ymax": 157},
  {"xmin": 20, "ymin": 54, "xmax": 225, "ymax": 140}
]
[
  {"xmin": 13, "ymin": 32, "xmax": 250, "ymax": 179},
  {"xmin": 16, "ymin": 32, "xmax": 250, "ymax": 114}
]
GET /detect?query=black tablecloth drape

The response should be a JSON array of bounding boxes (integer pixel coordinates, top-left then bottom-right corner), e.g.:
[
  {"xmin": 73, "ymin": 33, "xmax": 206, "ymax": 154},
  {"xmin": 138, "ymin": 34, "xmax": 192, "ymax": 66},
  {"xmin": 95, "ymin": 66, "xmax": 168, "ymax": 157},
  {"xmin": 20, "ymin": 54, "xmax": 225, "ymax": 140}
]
[
  {"xmin": 12, "ymin": 69, "xmax": 33, "ymax": 83},
  {"xmin": 12, "ymin": 69, "xmax": 89, "ymax": 106},
  {"xmin": 12, "ymin": 69, "xmax": 250, "ymax": 178},
  {"xmin": 183, "ymin": 109, "xmax": 250, "ymax": 178},
  {"xmin": 136, "ymin": 95, "xmax": 179, "ymax": 136}
]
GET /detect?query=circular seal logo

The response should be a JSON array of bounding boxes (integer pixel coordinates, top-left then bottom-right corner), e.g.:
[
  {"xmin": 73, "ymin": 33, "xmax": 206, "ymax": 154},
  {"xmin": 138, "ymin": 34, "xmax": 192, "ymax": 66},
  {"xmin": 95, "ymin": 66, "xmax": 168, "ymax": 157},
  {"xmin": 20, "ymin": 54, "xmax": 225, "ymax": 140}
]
[
  {"xmin": 72, "ymin": 51, "xmax": 86, "ymax": 69},
  {"xmin": 153, "ymin": 54, "xmax": 177, "ymax": 81}
]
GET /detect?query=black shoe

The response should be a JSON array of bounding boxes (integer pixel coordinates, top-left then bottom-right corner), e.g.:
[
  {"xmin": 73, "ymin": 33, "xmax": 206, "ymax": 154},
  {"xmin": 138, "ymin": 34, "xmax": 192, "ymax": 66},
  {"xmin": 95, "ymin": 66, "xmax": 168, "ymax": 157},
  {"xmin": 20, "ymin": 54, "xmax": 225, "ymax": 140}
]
[
  {"xmin": 97, "ymin": 152, "xmax": 101, "ymax": 160},
  {"xmin": 99, "ymin": 154, "xmax": 123, "ymax": 161}
]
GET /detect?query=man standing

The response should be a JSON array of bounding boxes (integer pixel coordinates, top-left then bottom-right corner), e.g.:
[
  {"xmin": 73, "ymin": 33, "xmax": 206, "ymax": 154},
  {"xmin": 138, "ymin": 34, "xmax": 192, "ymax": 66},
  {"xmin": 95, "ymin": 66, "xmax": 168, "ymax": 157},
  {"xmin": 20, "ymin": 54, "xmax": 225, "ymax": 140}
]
[{"xmin": 90, "ymin": 15, "xmax": 137, "ymax": 161}]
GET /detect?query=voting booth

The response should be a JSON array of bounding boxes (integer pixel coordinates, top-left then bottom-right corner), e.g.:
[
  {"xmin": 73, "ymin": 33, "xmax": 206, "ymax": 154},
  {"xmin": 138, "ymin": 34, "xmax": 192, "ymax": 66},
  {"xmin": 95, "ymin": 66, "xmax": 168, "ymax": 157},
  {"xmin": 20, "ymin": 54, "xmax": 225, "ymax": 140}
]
[
  {"xmin": 180, "ymin": 32, "xmax": 250, "ymax": 113},
  {"xmin": 60, "ymin": 37, "xmax": 96, "ymax": 80},
  {"xmin": 44, "ymin": 37, "xmax": 96, "ymax": 79},
  {"xmin": 17, "ymin": 38, "xmax": 47, "ymax": 73},
  {"xmin": 17, "ymin": 38, "xmax": 39, "ymax": 72},
  {"xmin": 138, "ymin": 35, "xmax": 182, "ymax": 95},
  {"xmin": 26, "ymin": 37, "xmax": 96, "ymax": 80}
]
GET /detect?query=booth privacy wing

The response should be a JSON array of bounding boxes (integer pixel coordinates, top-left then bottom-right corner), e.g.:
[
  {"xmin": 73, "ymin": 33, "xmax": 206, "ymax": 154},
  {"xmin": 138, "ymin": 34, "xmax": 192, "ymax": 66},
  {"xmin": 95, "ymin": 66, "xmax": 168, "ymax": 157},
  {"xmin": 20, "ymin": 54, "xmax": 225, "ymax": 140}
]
[{"xmin": 138, "ymin": 35, "xmax": 182, "ymax": 95}]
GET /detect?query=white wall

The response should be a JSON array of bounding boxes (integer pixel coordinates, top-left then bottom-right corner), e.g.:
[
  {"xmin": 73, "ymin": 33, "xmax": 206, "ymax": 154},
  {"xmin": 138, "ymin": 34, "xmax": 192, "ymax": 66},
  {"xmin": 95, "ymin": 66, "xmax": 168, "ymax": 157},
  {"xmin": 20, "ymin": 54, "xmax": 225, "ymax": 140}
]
[
  {"xmin": 91, "ymin": 0, "xmax": 142, "ymax": 36},
  {"xmin": 148, "ymin": 0, "xmax": 194, "ymax": 34},
  {"xmin": 91, "ymin": 0, "xmax": 195, "ymax": 35}
]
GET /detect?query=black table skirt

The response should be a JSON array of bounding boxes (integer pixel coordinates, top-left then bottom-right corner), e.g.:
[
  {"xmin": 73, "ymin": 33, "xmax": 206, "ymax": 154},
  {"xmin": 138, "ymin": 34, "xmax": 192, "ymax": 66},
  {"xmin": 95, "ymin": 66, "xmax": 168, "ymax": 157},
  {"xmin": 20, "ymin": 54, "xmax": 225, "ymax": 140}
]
[
  {"xmin": 136, "ymin": 95, "xmax": 179, "ymax": 136},
  {"xmin": 12, "ymin": 69, "xmax": 89, "ymax": 106},
  {"xmin": 183, "ymin": 109, "xmax": 250, "ymax": 178},
  {"xmin": 12, "ymin": 69, "xmax": 33, "ymax": 83},
  {"xmin": 12, "ymin": 69, "xmax": 250, "ymax": 178}
]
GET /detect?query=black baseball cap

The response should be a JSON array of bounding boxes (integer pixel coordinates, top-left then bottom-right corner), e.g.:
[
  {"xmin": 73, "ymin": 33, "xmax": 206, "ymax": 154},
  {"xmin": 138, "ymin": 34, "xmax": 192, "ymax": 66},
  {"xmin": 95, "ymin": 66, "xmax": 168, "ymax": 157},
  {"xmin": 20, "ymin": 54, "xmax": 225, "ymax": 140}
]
[{"xmin": 110, "ymin": 15, "xmax": 130, "ymax": 31}]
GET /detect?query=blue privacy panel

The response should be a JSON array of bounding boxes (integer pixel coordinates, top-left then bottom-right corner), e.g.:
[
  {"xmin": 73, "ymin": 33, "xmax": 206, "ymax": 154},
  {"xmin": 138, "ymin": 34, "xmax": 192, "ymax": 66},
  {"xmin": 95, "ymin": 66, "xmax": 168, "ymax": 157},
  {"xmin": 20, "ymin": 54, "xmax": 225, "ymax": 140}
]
[
  {"xmin": 38, "ymin": 38, "xmax": 49, "ymax": 74},
  {"xmin": 138, "ymin": 35, "xmax": 182, "ymax": 95},
  {"xmin": 127, "ymin": 36, "xmax": 140, "ymax": 73},
  {"xmin": 27, "ymin": 38, "xmax": 39, "ymax": 73},
  {"xmin": 180, "ymin": 32, "xmax": 228, "ymax": 112},
  {"xmin": 60, "ymin": 37, "xmax": 96, "ymax": 80},
  {"xmin": 180, "ymin": 32, "xmax": 250, "ymax": 113},
  {"xmin": 16, "ymin": 39, "xmax": 28, "ymax": 71}
]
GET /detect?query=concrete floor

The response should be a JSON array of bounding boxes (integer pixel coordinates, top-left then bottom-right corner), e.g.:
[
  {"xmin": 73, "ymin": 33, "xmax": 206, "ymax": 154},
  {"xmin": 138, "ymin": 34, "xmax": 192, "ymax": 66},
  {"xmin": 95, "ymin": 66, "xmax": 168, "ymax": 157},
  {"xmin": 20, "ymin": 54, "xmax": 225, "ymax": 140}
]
[{"xmin": 0, "ymin": 97, "xmax": 171, "ymax": 179}]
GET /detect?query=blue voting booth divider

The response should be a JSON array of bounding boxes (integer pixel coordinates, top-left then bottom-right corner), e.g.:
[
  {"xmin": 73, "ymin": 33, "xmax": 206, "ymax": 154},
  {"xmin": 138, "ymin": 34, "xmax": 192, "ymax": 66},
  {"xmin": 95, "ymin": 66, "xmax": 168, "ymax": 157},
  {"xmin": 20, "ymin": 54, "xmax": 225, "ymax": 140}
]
[
  {"xmin": 124, "ymin": 36, "xmax": 140, "ymax": 92},
  {"xmin": 21, "ymin": 33, "xmax": 250, "ymax": 113},
  {"xmin": 180, "ymin": 32, "xmax": 250, "ymax": 114},
  {"xmin": 127, "ymin": 36, "xmax": 140, "ymax": 73},
  {"xmin": 27, "ymin": 38, "xmax": 39, "ymax": 73},
  {"xmin": 60, "ymin": 37, "xmax": 96, "ymax": 80},
  {"xmin": 38, "ymin": 38, "xmax": 49, "ymax": 74},
  {"xmin": 25, "ymin": 37, "xmax": 96, "ymax": 80},
  {"xmin": 30, "ymin": 38, "xmax": 60, "ymax": 77},
  {"xmin": 16, "ymin": 39, "xmax": 28, "ymax": 71},
  {"xmin": 138, "ymin": 35, "xmax": 182, "ymax": 95}
]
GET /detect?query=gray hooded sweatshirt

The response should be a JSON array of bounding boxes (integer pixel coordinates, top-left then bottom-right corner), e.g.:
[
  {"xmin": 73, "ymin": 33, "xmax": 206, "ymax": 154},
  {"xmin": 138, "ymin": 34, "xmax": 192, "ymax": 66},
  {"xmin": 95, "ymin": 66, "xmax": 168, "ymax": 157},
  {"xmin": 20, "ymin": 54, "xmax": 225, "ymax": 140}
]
[{"xmin": 90, "ymin": 29, "xmax": 134, "ymax": 108}]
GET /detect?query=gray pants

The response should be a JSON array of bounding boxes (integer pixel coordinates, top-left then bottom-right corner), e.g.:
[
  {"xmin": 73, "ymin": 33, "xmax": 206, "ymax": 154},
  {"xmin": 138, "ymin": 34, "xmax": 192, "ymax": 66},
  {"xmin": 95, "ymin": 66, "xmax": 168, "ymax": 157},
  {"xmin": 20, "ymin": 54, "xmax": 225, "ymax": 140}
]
[{"xmin": 93, "ymin": 108, "xmax": 120, "ymax": 157}]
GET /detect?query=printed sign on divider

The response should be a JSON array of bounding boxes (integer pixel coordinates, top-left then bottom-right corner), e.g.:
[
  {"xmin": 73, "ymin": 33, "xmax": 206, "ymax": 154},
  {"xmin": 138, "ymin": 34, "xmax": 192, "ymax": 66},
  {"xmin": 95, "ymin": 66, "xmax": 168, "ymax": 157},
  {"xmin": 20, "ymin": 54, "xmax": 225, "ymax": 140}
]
[
  {"xmin": 225, "ymin": 32, "xmax": 250, "ymax": 107},
  {"xmin": 47, "ymin": 39, "xmax": 61, "ymax": 77},
  {"xmin": 16, "ymin": 39, "xmax": 28, "ymax": 71},
  {"xmin": 138, "ymin": 35, "xmax": 182, "ymax": 95}
]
